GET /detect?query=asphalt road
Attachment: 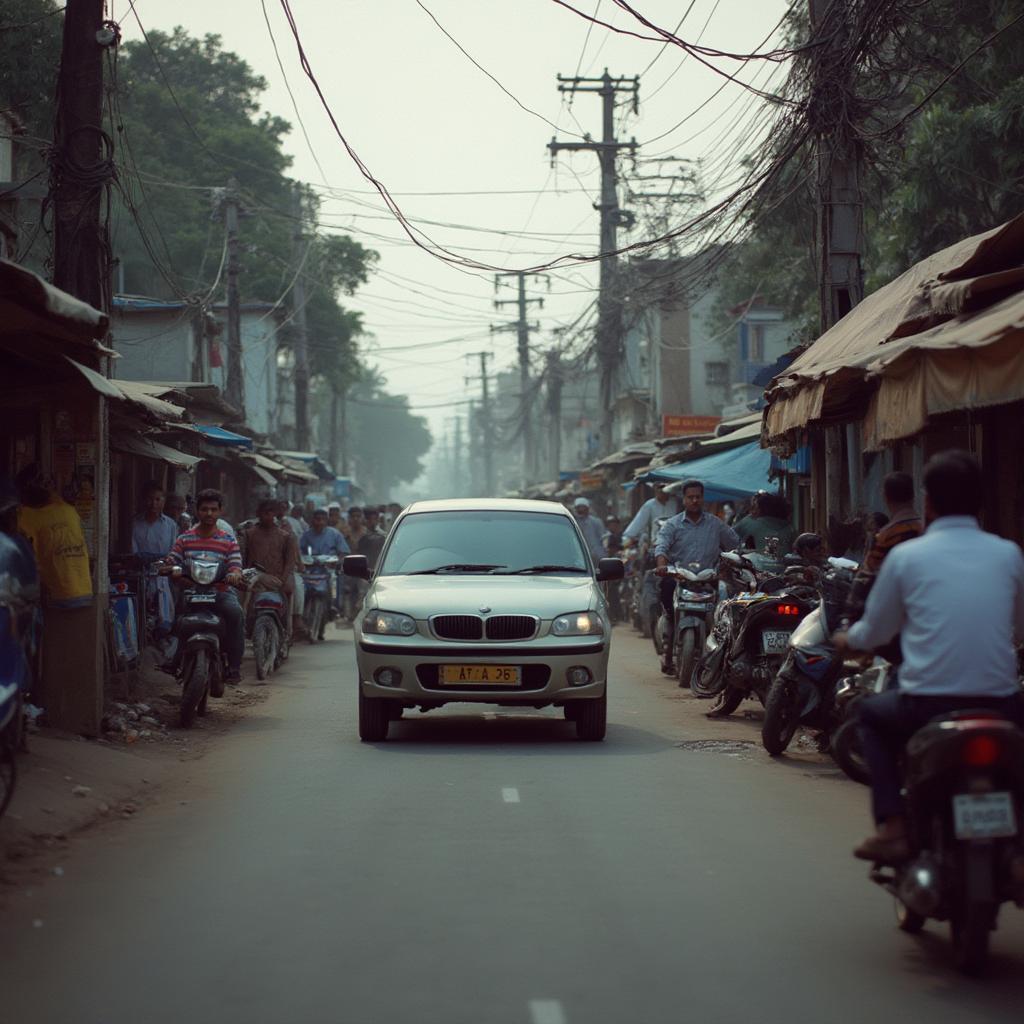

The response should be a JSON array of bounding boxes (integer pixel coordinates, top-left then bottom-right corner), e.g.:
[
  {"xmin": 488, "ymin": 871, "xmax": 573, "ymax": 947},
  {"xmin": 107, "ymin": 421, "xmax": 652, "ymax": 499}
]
[{"xmin": 4, "ymin": 627, "xmax": 1024, "ymax": 1024}]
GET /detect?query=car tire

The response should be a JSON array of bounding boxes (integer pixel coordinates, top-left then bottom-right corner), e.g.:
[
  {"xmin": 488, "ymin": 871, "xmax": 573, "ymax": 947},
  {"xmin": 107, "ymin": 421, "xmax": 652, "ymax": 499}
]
[
  {"xmin": 358, "ymin": 687, "xmax": 390, "ymax": 742},
  {"xmin": 575, "ymin": 689, "xmax": 607, "ymax": 741}
]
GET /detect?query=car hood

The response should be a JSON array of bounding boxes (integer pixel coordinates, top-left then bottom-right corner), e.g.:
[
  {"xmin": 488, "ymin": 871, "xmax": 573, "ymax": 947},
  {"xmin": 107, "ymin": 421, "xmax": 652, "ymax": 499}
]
[{"xmin": 368, "ymin": 574, "xmax": 598, "ymax": 618}]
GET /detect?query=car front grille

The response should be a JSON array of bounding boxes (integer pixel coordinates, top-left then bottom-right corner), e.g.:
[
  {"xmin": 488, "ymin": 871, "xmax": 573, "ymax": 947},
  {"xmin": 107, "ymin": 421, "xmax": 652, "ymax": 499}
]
[
  {"xmin": 432, "ymin": 615, "xmax": 484, "ymax": 640},
  {"xmin": 416, "ymin": 664, "xmax": 551, "ymax": 691},
  {"xmin": 485, "ymin": 615, "xmax": 538, "ymax": 641}
]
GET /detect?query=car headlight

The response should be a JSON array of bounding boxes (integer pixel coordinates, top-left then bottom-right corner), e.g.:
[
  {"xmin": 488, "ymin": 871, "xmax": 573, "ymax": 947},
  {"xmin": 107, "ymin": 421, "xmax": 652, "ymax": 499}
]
[
  {"xmin": 551, "ymin": 611, "xmax": 604, "ymax": 637},
  {"xmin": 363, "ymin": 610, "xmax": 417, "ymax": 636}
]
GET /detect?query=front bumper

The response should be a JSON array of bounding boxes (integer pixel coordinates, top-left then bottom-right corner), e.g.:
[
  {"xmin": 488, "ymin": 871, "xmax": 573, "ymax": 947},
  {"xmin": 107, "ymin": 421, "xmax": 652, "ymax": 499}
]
[{"xmin": 356, "ymin": 635, "xmax": 609, "ymax": 705}]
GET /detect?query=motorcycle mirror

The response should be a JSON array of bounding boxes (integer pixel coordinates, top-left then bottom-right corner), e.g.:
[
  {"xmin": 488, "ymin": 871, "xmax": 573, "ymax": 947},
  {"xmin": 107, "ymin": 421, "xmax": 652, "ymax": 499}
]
[{"xmin": 343, "ymin": 554, "xmax": 371, "ymax": 580}]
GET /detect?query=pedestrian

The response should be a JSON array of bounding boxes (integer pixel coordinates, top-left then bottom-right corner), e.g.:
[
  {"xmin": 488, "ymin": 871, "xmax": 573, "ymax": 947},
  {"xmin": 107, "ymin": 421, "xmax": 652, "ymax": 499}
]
[
  {"xmin": 572, "ymin": 497, "xmax": 605, "ymax": 564},
  {"xmin": 733, "ymin": 490, "xmax": 796, "ymax": 557},
  {"xmin": 654, "ymin": 479, "xmax": 740, "ymax": 675},
  {"xmin": 621, "ymin": 482, "xmax": 681, "ymax": 554},
  {"xmin": 15, "ymin": 463, "xmax": 92, "ymax": 610},
  {"xmin": 357, "ymin": 507, "xmax": 387, "ymax": 572},
  {"xmin": 327, "ymin": 502, "xmax": 343, "ymax": 531},
  {"xmin": 604, "ymin": 514, "xmax": 625, "ymax": 624},
  {"xmin": 275, "ymin": 501, "xmax": 307, "ymax": 637},
  {"xmin": 164, "ymin": 492, "xmax": 191, "ymax": 531},
  {"xmin": 167, "ymin": 488, "xmax": 246, "ymax": 684},
  {"xmin": 130, "ymin": 481, "xmax": 178, "ymax": 638}
]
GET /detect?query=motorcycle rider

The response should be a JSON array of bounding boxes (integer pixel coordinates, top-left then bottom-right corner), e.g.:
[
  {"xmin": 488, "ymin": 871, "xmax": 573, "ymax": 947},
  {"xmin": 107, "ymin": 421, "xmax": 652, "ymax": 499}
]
[
  {"xmin": 300, "ymin": 508, "xmax": 350, "ymax": 622},
  {"xmin": 654, "ymin": 479, "xmax": 739, "ymax": 676},
  {"xmin": 834, "ymin": 451, "xmax": 1024, "ymax": 864},
  {"xmin": 622, "ymin": 482, "xmax": 680, "ymax": 551},
  {"xmin": 734, "ymin": 490, "xmax": 796, "ymax": 556},
  {"xmin": 244, "ymin": 499, "xmax": 297, "ymax": 637},
  {"xmin": 167, "ymin": 489, "xmax": 246, "ymax": 684}
]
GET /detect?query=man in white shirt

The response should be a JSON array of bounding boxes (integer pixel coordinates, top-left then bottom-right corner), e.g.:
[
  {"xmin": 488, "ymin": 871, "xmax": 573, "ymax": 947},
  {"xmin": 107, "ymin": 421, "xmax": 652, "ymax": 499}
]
[
  {"xmin": 572, "ymin": 497, "xmax": 606, "ymax": 565},
  {"xmin": 835, "ymin": 450, "xmax": 1024, "ymax": 863},
  {"xmin": 622, "ymin": 483, "xmax": 680, "ymax": 550}
]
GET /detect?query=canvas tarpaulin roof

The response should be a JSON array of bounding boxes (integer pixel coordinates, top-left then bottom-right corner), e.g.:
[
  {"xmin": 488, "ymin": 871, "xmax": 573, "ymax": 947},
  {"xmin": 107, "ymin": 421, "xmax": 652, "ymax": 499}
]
[
  {"xmin": 763, "ymin": 212, "xmax": 1024, "ymax": 450},
  {"xmin": 638, "ymin": 441, "xmax": 773, "ymax": 501}
]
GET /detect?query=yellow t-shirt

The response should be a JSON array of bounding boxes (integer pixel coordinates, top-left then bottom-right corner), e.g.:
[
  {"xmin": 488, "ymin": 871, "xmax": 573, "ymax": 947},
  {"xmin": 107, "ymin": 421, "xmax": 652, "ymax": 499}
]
[{"xmin": 17, "ymin": 498, "xmax": 93, "ymax": 607}]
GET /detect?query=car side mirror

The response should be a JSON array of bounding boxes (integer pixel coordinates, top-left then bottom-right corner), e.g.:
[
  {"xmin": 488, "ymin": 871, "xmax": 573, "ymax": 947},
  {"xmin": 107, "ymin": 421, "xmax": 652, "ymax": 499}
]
[
  {"xmin": 343, "ymin": 554, "xmax": 370, "ymax": 580},
  {"xmin": 596, "ymin": 557, "xmax": 625, "ymax": 582}
]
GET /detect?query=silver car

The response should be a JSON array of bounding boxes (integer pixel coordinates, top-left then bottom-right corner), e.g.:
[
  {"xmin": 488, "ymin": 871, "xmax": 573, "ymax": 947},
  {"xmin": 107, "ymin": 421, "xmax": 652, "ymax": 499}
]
[{"xmin": 343, "ymin": 499, "xmax": 624, "ymax": 742}]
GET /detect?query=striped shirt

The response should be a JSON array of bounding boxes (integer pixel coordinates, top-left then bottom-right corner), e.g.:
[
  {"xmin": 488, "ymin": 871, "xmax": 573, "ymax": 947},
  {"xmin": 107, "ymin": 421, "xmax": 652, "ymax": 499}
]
[{"xmin": 170, "ymin": 527, "xmax": 242, "ymax": 591}]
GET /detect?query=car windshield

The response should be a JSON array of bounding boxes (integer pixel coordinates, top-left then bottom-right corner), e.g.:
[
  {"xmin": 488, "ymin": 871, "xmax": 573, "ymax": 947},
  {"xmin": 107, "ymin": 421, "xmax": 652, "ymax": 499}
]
[{"xmin": 379, "ymin": 510, "xmax": 589, "ymax": 576}]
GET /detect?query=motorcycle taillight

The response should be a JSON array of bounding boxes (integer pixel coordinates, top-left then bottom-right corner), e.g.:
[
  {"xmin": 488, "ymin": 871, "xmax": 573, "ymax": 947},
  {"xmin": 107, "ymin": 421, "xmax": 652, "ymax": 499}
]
[
  {"xmin": 776, "ymin": 604, "xmax": 801, "ymax": 616},
  {"xmin": 962, "ymin": 734, "xmax": 1001, "ymax": 767}
]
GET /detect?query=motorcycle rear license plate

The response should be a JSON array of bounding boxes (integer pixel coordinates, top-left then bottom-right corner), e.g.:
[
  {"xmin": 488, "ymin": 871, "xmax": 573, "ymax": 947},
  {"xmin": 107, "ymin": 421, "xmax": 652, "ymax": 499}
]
[
  {"xmin": 439, "ymin": 664, "xmax": 520, "ymax": 686},
  {"xmin": 953, "ymin": 792, "xmax": 1017, "ymax": 839},
  {"xmin": 761, "ymin": 630, "xmax": 792, "ymax": 653},
  {"xmin": 187, "ymin": 592, "xmax": 216, "ymax": 604}
]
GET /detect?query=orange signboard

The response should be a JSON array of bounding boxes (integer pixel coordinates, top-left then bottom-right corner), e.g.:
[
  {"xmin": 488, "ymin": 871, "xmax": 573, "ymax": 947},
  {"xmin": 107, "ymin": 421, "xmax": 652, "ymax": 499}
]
[
  {"xmin": 662, "ymin": 414, "xmax": 721, "ymax": 437},
  {"xmin": 579, "ymin": 471, "xmax": 605, "ymax": 490}
]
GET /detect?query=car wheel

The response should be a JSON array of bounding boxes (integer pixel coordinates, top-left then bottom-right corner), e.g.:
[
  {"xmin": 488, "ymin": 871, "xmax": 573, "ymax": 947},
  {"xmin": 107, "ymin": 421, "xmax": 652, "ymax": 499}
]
[
  {"xmin": 575, "ymin": 689, "xmax": 607, "ymax": 741},
  {"xmin": 358, "ymin": 687, "xmax": 390, "ymax": 742}
]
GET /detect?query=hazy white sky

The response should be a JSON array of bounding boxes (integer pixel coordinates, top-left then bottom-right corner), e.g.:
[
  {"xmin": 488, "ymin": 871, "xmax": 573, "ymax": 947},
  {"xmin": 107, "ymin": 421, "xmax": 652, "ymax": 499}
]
[{"xmin": 116, "ymin": 0, "xmax": 792, "ymax": 440}]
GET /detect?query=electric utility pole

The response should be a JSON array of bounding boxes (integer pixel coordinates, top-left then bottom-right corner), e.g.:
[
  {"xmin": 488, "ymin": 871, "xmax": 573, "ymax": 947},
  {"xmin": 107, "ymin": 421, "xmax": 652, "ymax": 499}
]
[
  {"xmin": 453, "ymin": 414, "xmax": 463, "ymax": 495},
  {"xmin": 223, "ymin": 178, "xmax": 245, "ymax": 421},
  {"xmin": 52, "ymin": 0, "xmax": 113, "ymax": 310},
  {"xmin": 545, "ymin": 348, "xmax": 564, "ymax": 483},
  {"xmin": 494, "ymin": 271, "xmax": 547, "ymax": 488},
  {"xmin": 809, "ymin": 0, "xmax": 865, "ymax": 522},
  {"xmin": 549, "ymin": 70, "xmax": 638, "ymax": 455},
  {"xmin": 290, "ymin": 182, "xmax": 311, "ymax": 450},
  {"xmin": 465, "ymin": 351, "xmax": 495, "ymax": 496}
]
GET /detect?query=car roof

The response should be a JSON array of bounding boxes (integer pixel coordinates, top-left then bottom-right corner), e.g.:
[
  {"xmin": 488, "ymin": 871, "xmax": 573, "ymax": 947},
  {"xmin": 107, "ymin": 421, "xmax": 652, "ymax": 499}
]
[{"xmin": 401, "ymin": 498, "xmax": 573, "ymax": 517}]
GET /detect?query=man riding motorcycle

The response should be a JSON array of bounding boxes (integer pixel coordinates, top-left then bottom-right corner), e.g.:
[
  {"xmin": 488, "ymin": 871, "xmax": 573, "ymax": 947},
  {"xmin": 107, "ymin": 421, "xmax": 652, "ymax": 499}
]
[
  {"xmin": 834, "ymin": 451, "xmax": 1024, "ymax": 864},
  {"xmin": 654, "ymin": 479, "xmax": 739, "ymax": 676}
]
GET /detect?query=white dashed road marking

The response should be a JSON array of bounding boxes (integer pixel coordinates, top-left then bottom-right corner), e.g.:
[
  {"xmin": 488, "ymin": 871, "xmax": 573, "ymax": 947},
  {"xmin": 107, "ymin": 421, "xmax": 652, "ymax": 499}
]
[
  {"xmin": 502, "ymin": 787, "xmax": 521, "ymax": 803},
  {"xmin": 529, "ymin": 1000, "xmax": 566, "ymax": 1024}
]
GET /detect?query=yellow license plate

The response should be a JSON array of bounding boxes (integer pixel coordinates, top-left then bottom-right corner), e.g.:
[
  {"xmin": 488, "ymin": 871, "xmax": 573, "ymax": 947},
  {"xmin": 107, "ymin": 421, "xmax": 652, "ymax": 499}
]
[{"xmin": 439, "ymin": 664, "xmax": 521, "ymax": 686}]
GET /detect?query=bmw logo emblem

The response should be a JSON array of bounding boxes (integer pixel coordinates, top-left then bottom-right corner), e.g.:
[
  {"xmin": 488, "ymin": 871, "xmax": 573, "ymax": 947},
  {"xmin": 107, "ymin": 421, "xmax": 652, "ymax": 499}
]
[{"xmin": 479, "ymin": 606, "xmax": 491, "ymax": 614}]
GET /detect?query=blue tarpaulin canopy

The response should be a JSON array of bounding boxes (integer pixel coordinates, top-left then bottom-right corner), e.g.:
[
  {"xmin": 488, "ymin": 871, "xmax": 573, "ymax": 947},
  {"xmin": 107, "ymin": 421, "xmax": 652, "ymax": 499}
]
[
  {"xmin": 640, "ymin": 441, "xmax": 773, "ymax": 501},
  {"xmin": 195, "ymin": 424, "xmax": 253, "ymax": 448}
]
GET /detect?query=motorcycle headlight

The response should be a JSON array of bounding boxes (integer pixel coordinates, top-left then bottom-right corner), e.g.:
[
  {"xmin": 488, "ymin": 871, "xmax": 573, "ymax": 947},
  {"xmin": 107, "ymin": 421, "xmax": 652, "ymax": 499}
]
[
  {"xmin": 363, "ymin": 610, "xmax": 417, "ymax": 637},
  {"xmin": 678, "ymin": 589, "xmax": 709, "ymax": 601},
  {"xmin": 189, "ymin": 560, "xmax": 219, "ymax": 585},
  {"xmin": 551, "ymin": 611, "xmax": 604, "ymax": 637}
]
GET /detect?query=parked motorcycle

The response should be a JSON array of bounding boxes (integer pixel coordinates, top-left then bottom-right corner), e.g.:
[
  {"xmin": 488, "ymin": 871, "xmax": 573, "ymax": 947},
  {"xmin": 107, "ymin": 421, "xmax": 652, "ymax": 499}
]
[
  {"xmin": 868, "ymin": 709, "xmax": 1024, "ymax": 974},
  {"xmin": 244, "ymin": 566, "xmax": 290, "ymax": 681},
  {"xmin": 827, "ymin": 660, "xmax": 893, "ymax": 784},
  {"xmin": 162, "ymin": 552, "xmax": 237, "ymax": 727},
  {"xmin": 656, "ymin": 563, "xmax": 719, "ymax": 688},
  {"xmin": 0, "ymin": 532, "xmax": 39, "ymax": 818},
  {"xmin": 302, "ymin": 553, "xmax": 339, "ymax": 643},
  {"xmin": 760, "ymin": 556, "xmax": 860, "ymax": 755},
  {"xmin": 693, "ymin": 551, "xmax": 816, "ymax": 717}
]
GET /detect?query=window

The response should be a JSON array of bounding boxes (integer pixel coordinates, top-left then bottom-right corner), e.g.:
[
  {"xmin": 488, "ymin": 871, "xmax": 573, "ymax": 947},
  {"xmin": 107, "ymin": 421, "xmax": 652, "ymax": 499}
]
[
  {"xmin": 705, "ymin": 361, "xmax": 729, "ymax": 386},
  {"xmin": 749, "ymin": 323, "xmax": 766, "ymax": 362}
]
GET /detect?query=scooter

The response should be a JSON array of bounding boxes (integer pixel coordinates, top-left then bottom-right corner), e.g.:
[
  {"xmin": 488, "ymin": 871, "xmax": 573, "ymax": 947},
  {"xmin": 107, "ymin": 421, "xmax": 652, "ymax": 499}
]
[
  {"xmin": 868, "ymin": 710, "xmax": 1024, "ymax": 974},
  {"xmin": 244, "ymin": 566, "xmax": 290, "ymax": 681},
  {"xmin": 302, "ymin": 554, "xmax": 339, "ymax": 643},
  {"xmin": 657, "ymin": 563, "xmax": 718, "ymax": 688},
  {"xmin": 760, "ymin": 556, "xmax": 859, "ymax": 755},
  {"xmin": 0, "ymin": 532, "xmax": 39, "ymax": 818},
  {"xmin": 162, "ymin": 553, "xmax": 236, "ymax": 727}
]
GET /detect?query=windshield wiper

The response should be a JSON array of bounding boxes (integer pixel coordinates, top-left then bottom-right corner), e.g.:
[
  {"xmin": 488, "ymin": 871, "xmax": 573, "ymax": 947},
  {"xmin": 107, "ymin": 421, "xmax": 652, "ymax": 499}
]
[
  {"xmin": 408, "ymin": 563, "xmax": 506, "ymax": 575},
  {"xmin": 503, "ymin": 564, "xmax": 589, "ymax": 575}
]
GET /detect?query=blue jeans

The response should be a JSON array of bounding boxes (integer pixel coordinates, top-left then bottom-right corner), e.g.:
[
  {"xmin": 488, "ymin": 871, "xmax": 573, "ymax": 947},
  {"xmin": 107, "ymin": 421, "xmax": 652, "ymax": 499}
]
[
  {"xmin": 857, "ymin": 690, "xmax": 1024, "ymax": 824},
  {"xmin": 214, "ymin": 591, "xmax": 245, "ymax": 673}
]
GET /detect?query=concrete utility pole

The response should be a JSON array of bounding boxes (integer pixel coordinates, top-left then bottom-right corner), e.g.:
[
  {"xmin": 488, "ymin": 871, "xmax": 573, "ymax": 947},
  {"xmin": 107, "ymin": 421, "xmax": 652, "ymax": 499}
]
[
  {"xmin": 223, "ymin": 178, "xmax": 245, "ymax": 420},
  {"xmin": 809, "ymin": 0, "xmax": 865, "ymax": 523},
  {"xmin": 494, "ymin": 271, "xmax": 547, "ymax": 488},
  {"xmin": 52, "ymin": 0, "xmax": 111, "ymax": 310},
  {"xmin": 549, "ymin": 70, "xmax": 638, "ymax": 455},
  {"xmin": 339, "ymin": 385, "xmax": 349, "ymax": 475},
  {"xmin": 465, "ymin": 351, "xmax": 495, "ymax": 496},
  {"xmin": 453, "ymin": 414, "xmax": 463, "ymax": 495},
  {"xmin": 290, "ymin": 182, "xmax": 311, "ymax": 450},
  {"xmin": 545, "ymin": 349, "xmax": 564, "ymax": 483}
]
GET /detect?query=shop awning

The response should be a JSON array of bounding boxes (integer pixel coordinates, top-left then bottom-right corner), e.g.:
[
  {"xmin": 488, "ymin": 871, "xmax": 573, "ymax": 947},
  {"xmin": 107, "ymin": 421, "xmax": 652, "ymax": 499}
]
[
  {"xmin": 67, "ymin": 360, "xmax": 188, "ymax": 420},
  {"xmin": 239, "ymin": 452, "xmax": 284, "ymax": 485},
  {"xmin": 763, "ymin": 212, "xmax": 1024, "ymax": 450},
  {"xmin": 112, "ymin": 434, "xmax": 203, "ymax": 470},
  {"xmin": 194, "ymin": 424, "xmax": 253, "ymax": 448},
  {"xmin": 640, "ymin": 441, "xmax": 773, "ymax": 501}
]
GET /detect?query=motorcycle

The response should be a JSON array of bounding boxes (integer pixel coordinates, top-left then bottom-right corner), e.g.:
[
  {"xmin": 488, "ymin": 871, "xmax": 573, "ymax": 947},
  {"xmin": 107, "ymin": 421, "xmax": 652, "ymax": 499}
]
[
  {"xmin": 162, "ymin": 552, "xmax": 238, "ymax": 727},
  {"xmin": 0, "ymin": 532, "xmax": 40, "ymax": 818},
  {"xmin": 760, "ymin": 556, "xmax": 860, "ymax": 755},
  {"xmin": 828, "ymin": 660, "xmax": 893, "ymax": 784},
  {"xmin": 868, "ymin": 709, "xmax": 1024, "ymax": 974},
  {"xmin": 656, "ymin": 563, "xmax": 719, "ymax": 688},
  {"xmin": 302, "ymin": 553, "xmax": 339, "ymax": 643},
  {"xmin": 244, "ymin": 566, "xmax": 290, "ymax": 681},
  {"xmin": 693, "ymin": 551, "xmax": 816, "ymax": 717}
]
